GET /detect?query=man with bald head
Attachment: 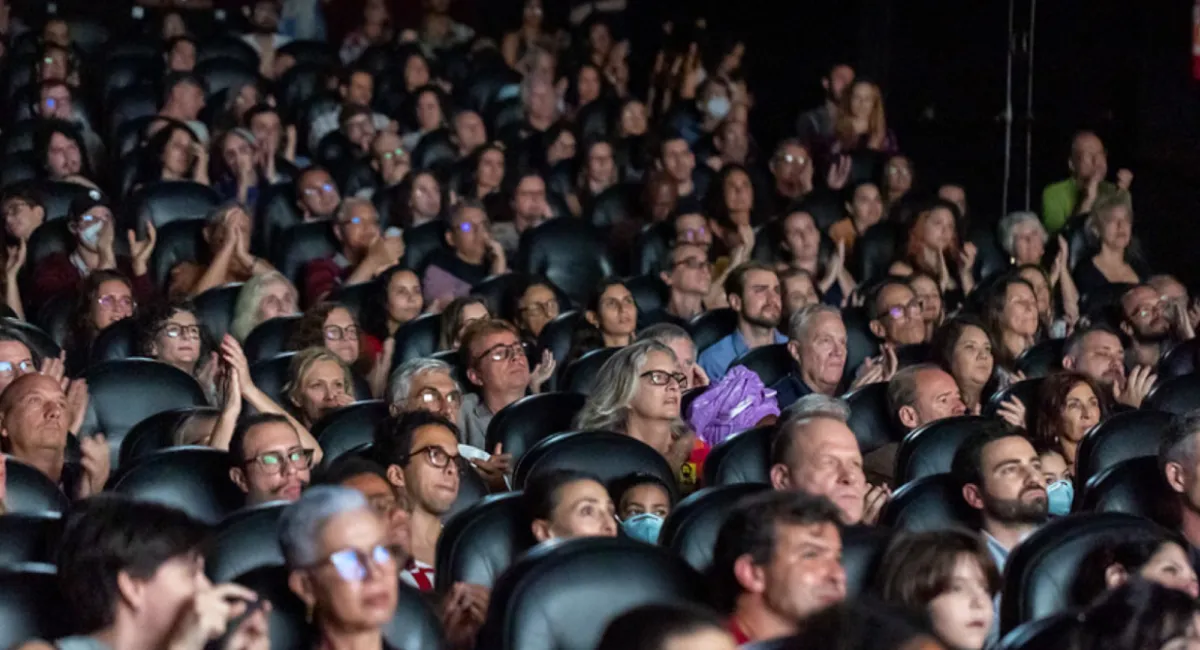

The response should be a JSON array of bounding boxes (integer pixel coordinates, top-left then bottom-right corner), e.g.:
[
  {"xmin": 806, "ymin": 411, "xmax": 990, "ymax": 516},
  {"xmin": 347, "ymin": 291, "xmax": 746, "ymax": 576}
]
[
  {"xmin": 0, "ymin": 374, "xmax": 109, "ymax": 499},
  {"xmin": 768, "ymin": 395, "xmax": 889, "ymax": 525},
  {"xmin": 1041, "ymin": 130, "xmax": 1132, "ymax": 232}
]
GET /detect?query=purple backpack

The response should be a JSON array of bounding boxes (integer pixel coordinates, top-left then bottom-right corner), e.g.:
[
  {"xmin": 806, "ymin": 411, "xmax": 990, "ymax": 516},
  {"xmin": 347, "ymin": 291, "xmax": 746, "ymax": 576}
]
[{"xmin": 686, "ymin": 365, "xmax": 780, "ymax": 447}]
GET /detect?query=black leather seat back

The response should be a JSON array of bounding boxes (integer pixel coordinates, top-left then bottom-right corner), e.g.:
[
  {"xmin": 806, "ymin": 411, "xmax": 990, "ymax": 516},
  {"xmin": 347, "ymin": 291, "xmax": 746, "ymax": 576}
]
[
  {"xmin": 845, "ymin": 382, "xmax": 900, "ymax": 455},
  {"xmin": 538, "ymin": 311, "xmax": 583, "ymax": 368},
  {"xmin": 150, "ymin": 218, "xmax": 206, "ymax": 289},
  {"xmin": 197, "ymin": 35, "xmax": 259, "ymax": 68},
  {"xmin": 485, "ymin": 392, "xmax": 587, "ymax": 467},
  {"xmin": 89, "ymin": 318, "xmax": 140, "ymax": 364},
  {"xmin": 401, "ymin": 220, "xmax": 450, "ymax": 275},
  {"xmin": 243, "ymin": 315, "xmax": 303, "ymax": 364},
  {"xmin": 3, "ymin": 459, "xmax": 69, "ymax": 515},
  {"xmin": 687, "ymin": 308, "xmax": 737, "ymax": 356},
  {"xmin": 111, "ymin": 446, "xmax": 246, "ymax": 525},
  {"xmin": 1158, "ymin": 339, "xmax": 1200, "ymax": 380},
  {"xmin": 513, "ymin": 431, "xmax": 679, "ymax": 503},
  {"xmin": 194, "ymin": 283, "xmax": 244, "ymax": 342},
  {"xmin": 477, "ymin": 537, "xmax": 705, "ymax": 650},
  {"xmin": 436, "ymin": 492, "xmax": 537, "ymax": 592},
  {"xmin": 1074, "ymin": 410, "xmax": 1172, "ymax": 492},
  {"xmin": 272, "ymin": 221, "xmax": 339, "ymax": 292},
  {"xmin": 236, "ymin": 565, "xmax": 443, "ymax": 650},
  {"xmin": 999, "ymin": 512, "xmax": 1165, "ymax": 634},
  {"xmin": 560, "ymin": 347, "xmax": 620, "ymax": 395},
  {"xmin": 850, "ymin": 221, "xmax": 899, "ymax": 286},
  {"xmin": 24, "ymin": 218, "xmax": 73, "ymax": 273},
  {"xmin": 119, "ymin": 406, "xmax": 218, "ymax": 469},
  {"xmin": 82, "ymin": 359, "xmax": 208, "ymax": 451},
  {"xmin": 895, "ymin": 416, "xmax": 994, "ymax": 486},
  {"xmin": 1145, "ymin": 373, "xmax": 1200, "ymax": 415},
  {"xmin": 196, "ymin": 58, "xmax": 259, "ymax": 97},
  {"xmin": 842, "ymin": 525, "xmax": 894, "ymax": 598},
  {"xmin": 985, "ymin": 378, "xmax": 1044, "ymax": 430},
  {"xmin": 1015, "ymin": 338, "xmax": 1064, "ymax": 379},
  {"xmin": 703, "ymin": 425, "xmax": 773, "ymax": 486},
  {"xmin": 996, "ymin": 613, "xmax": 1080, "ymax": 650},
  {"xmin": 0, "ymin": 567, "xmax": 66, "ymax": 648},
  {"xmin": 253, "ymin": 183, "xmax": 301, "ymax": 256},
  {"xmin": 328, "ymin": 281, "xmax": 374, "ymax": 323},
  {"xmin": 660, "ymin": 483, "xmax": 769, "ymax": 572},
  {"xmin": 205, "ymin": 502, "xmax": 287, "ymax": 584},
  {"xmin": 1, "ymin": 317, "xmax": 61, "ymax": 362},
  {"xmin": 731, "ymin": 344, "xmax": 795, "ymax": 388},
  {"xmin": 1078, "ymin": 456, "xmax": 1177, "ymax": 525},
  {"xmin": 392, "ymin": 312, "xmax": 442, "ymax": 368},
  {"xmin": 127, "ymin": 181, "xmax": 221, "ymax": 236},
  {"xmin": 843, "ymin": 306, "xmax": 880, "ymax": 376},
  {"xmin": 516, "ymin": 218, "xmax": 614, "ymax": 307},
  {"xmin": 0, "ymin": 513, "xmax": 63, "ymax": 568},
  {"xmin": 880, "ymin": 473, "xmax": 975, "ymax": 533},
  {"xmin": 313, "ymin": 400, "xmax": 390, "ymax": 467},
  {"xmin": 625, "ymin": 273, "xmax": 668, "ymax": 317}
]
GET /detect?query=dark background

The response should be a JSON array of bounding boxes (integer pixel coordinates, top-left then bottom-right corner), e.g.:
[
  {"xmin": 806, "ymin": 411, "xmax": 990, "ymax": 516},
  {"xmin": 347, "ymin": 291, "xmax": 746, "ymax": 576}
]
[{"xmin": 379, "ymin": 0, "xmax": 1200, "ymax": 283}]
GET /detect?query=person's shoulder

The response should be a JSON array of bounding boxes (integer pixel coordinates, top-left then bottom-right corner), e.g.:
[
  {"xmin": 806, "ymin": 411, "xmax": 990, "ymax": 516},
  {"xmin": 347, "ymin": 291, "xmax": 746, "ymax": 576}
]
[{"xmin": 1042, "ymin": 177, "xmax": 1075, "ymax": 197}]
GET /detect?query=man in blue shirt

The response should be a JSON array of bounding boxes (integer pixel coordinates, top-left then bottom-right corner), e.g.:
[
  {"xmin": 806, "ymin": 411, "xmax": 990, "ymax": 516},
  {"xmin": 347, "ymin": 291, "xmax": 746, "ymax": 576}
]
[{"xmin": 698, "ymin": 262, "xmax": 786, "ymax": 381}]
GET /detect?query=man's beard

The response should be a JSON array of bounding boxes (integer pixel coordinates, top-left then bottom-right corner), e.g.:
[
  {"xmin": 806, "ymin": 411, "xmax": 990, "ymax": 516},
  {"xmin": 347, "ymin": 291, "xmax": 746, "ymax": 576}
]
[
  {"xmin": 984, "ymin": 491, "xmax": 1048, "ymax": 525},
  {"xmin": 745, "ymin": 311, "xmax": 780, "ymax": 330}
]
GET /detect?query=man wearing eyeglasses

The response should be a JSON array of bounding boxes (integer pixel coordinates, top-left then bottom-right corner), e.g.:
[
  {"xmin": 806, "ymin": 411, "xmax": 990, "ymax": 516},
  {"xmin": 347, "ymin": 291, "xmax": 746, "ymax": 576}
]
[
  {"xmin": 422, "ymin": 201, "xmax": 505, "ymax": 307},
  {"xmin": 866, "ymin": 279, "xmax": 926, "ymax": 350},
  {"xmin": 228, "ymin": 413, "xmax": 315, "ymax": 506},
  {"xmin": 303, "ymin": 198, "xmax": 404, "ymax": 306},
  {"xmin": 1120, "ymin": 284, "xmax": 1189, "ymax": 369},
  {"xmin": 368, "ymin": 131, "xmax": 411, "ymax": 193},
  {"xmin": 641, "ymin": 243, "xmax": 712, "ymax": 329},
  {"xmin": 294, "ymin": 167, "xmax": 342, "ymax": 221},
  {"xmin": 1, "ymin": 185, "xmax": 44, "ymax": 244},
  {"xmin": 0, "ymin": 374, "xmax": 109, "ymax": 500},
  {"xmin": 457, "ymin": 319, "xmax": 544, "ymax": 451},
  {"xmin": 373, "ymin": 410, "xmax": 462, "ymax": 593},
  {"xmin": 493, "ymin": 172, "xmax": 554, "ymax": 261}
]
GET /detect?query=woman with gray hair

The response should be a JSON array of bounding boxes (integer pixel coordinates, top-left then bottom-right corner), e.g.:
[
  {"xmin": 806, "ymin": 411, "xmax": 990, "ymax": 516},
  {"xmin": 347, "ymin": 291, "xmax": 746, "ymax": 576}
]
[
  {"xmin": 230, "ymin": 270, "xmax": 300, "ymax": 342},
  {"xmin": 574, "ymin": 340, "xmax": 698, "ymax": 479},
  {"xmin": 280, "ymin": 485, "xmax": 400, "ymax": 647},
  {"xmin": 997, "ymin": 211, "xmax": 1048, "ymax": 267}
]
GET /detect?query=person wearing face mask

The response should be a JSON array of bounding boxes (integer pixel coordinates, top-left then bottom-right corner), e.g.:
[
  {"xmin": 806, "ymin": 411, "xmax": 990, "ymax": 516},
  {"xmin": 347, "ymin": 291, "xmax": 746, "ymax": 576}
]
[
  {"xmin": 32, "ymin": 193, "xmax": 156, "ymax": 313},
  {"xmin": 877, "ymin": 530, "xmax": 1001, "ymax": 650},
  {"xmin": 526, "ymin": 468, "xmax": 619, "ymax": 544},
  {"xmin": 1030, "ymin": 371, "xmax": 1107, "ymax": 484},
  {"xmin": 610, "ymin": 472, "xmax": 674, "ymax": 544}
]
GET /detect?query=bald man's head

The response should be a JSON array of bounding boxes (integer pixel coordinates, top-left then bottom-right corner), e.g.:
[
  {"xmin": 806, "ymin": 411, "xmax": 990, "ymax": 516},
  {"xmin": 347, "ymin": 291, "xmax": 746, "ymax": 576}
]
[{"xmin": 0, "ymin": 374, "xmax": 69, "ymax": 479}]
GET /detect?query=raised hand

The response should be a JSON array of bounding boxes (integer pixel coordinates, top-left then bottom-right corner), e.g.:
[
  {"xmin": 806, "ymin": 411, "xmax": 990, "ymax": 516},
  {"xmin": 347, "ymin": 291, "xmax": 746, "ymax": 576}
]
[
  {"xmin": 40, "ymin": 352, "xmax": 66, "ymax": 383},
  {"xmin": 862, "ymin": 483, "xmax": 892, "ymax": 526},
  {"xmin": 128, "ymin": 222, "xmax": 157, "ymax": 277},
  {"xmin": 528, "ymin": 349, "xmax": 556, "ymax": 394},
  {"xmin": 76, "ymin": 433, "xmax": 111, "ymax": 499},
  {"xmin": 1116, "ymin": 365, "xmax": 1156, "ymax": 409},
  {"xmin": 5, "ymin": 238, "xmax": 25, "ymax": 281},
  {"xmin": 826, "ymin": 155, "xmax": 852, "ymax": 191},
  {"xmin": 1116, "ymin": 168, "xmax": 1134, "ymax": 191},
  {"xmin": 995, "ymin": 396, "xmax": 1027, "ymax": 430},
  {"xmin": 165, "ymin": 583, "xmax": 263, "ymax": 650},
  {"xmin": 472, "ymin": 443, "xmax": 513, "ymax": 492},
  {"xmin": 66, "ymin": 378, "xmax": 88, "ymax": 435}
]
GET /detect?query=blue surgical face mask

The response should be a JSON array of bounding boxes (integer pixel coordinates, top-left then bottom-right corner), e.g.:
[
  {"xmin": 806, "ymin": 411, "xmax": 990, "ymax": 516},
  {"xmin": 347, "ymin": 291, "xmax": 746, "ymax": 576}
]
[
  {"xmin": 705, "ymin": 96, "xmax": 731, "ymax": 120},
  {"xmin": 621, "ymin": 513, "xmax": 664, "ymax": 544},
  {"xmin": 1047, "ymin": 479, "xmax": 1074, "ymax": 516}
]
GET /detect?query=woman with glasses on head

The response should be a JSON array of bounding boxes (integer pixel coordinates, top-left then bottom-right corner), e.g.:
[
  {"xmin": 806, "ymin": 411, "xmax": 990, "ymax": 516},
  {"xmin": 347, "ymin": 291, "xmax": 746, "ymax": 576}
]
[
  {"xmin": 575, "ymin": 340, "xmax": 702, "ymax": 487},
  {"xmin": 289, "ymin": 302, "xmax": 362, "ymax": 368},
  {"xmin": 280, "ymin": 485, "xmax": 401, "ymax": 648}
]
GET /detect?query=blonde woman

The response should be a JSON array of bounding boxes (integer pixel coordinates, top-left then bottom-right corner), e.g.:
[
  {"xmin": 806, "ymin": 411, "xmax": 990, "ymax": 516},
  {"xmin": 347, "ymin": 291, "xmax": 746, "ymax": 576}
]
[
  {"xmin": 230, "ymin": 271, "xmax": 300, "ymax": 341},
  {"xmin": 574, "ymin": 340, "xmax": 699, "ymax": 482},
  {"xmin": 831, "ymin": 80, "xmax": 898, "ymax": 155},
  {"xmin": 284, "ymin": 347, "xmax": 357, "ymax": 429}
]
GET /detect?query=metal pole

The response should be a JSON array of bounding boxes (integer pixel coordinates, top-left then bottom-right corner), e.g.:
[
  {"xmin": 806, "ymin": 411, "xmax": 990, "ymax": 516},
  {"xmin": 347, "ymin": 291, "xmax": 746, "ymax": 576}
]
[
  {"xmin": 1025, "ymin": 0, "xmax": 1037, "ymax": 211},
  {"xmin": 1002, "ymin": 0, "xmax": 1015, "ymax": 218}
]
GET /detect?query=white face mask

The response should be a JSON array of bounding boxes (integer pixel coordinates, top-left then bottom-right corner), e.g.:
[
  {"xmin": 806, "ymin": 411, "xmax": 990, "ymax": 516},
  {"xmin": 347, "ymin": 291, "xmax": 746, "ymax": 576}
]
[
  {"xmin": 705, "ymin": 96, "xmax": 731, "ymax": 120},
  {"xmin": 79, "ymin": 220, "xmax": 104, "ymax": 246}
]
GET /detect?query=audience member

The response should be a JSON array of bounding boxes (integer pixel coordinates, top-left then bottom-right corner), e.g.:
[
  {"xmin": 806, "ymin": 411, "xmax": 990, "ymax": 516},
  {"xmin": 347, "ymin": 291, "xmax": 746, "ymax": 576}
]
[
  {"xmin": 1061, "ymin": 324, "xmax": 1154, "ymax": 408},
  {"xmin": 610, "ymin": 472, "xmax": 674, "ymax": 543},
  {"xmin": 1031, "ymin": 371, "xmax": 1105, "ymax": 475},
  {"xmin": 1160, "ymin": 412, "xmax": 1200, "ymax": 552},
  {"xmin": 226, "ymin": 413, "xmax": 315, "ymax": 506},
  {"xmin": 525, "ymin": 468, "xmax": 619, "ymax": 542},
  {"xmin": 867, "ymin": 279, "xmax": 926, "ymax": 349},
  {"xmin": 699, "ymin": 263, "xmax": 785, "ymax": 381},
  {"xmin": 422, "ymin": 200, "xmax": 505, "ymax": 304},
  {"xmin": 230, "ymin": 271, "xmax": 300, "ymax": 342},
  {"xmin": 1041, "ymin": 130, "xmax": 1131, "ymax": 233},
  {"xmin": 1073, "ymin": 534, "xmax": 1199, "ymax": 605},
  {"xmin": 1120, "ymin": 283, "xmax": 1186, "ymax": 368},
  {"xmin": 303, "ymin": 198, "xmax": 404, "ymax": 305}
]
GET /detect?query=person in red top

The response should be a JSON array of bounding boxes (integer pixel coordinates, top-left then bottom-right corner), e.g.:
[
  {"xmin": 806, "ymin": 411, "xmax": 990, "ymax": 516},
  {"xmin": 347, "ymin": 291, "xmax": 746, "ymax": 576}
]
[
  {"xmin": 301, "ymin": 197, "xmax": 404, "ymax": 307},
  {"xmin": 710, "ymin": 490, "xmax": 847, "ymax": 644},
  {"xmin": 30, "ymin": 192, "xmax": 156, "ymax": 313}
]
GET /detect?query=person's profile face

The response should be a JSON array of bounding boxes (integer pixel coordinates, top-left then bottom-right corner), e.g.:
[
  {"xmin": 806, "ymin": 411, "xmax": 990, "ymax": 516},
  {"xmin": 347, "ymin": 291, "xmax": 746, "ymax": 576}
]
[
  {"xmin": 539, "ymin": 479, "xmax": 617, "ymax": 541},
  {"xmin": 925, "ymin": 555, "xmax": 993, "ymax": 650},
  {"xmin": 760, "ymin": 521, "xmax": 846, "ymax": 621}
]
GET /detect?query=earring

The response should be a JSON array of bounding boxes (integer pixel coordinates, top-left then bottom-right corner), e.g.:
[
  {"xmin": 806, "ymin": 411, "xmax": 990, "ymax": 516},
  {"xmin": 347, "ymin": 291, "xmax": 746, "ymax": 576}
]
[{"xmin": 305, "ymin": 602, "xmax": 314, "ymax": 624}]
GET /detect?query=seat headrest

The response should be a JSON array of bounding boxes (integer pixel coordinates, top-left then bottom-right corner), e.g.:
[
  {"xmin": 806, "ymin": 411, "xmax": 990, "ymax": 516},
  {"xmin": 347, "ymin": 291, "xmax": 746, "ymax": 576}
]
[
  {"xmin": 89, "ymin": 317, "xmax": 139, "ymax": 365},
  {"xmin": 845, "ymin": 382, "xmax": 902, "ymax": 455},
  {"xmin": 0, "ymin": 513, "xmax": 63, "ymax": 567},
  {"xmin": 81, "ymin": 359, "xmax": 208, "ymax": 446},
  {"xmin": 1, "ymin": 458, "xmax": 69, "ymax": 515},
  {"xmin": 436, "ymin": 492, "xmax": 537, "ymax": 592},
  {"xmin": 194, "ymin": 283, "xmax": 245, "ymax": 342},
  {"xmin": 0, "ymin": 566, "xmax": 65, "ymax": 648},
  {"xmin": 111, "ymin": 446, "xmax": 247, "ymax": 525},
  {"xmin": 243, "ymin": 315, "xmax": 302, "ymax": 364},
  {"xmin": 842, "ymin": 525, "xmax": 893, "ymax": 597},
  {"xmin": 1074, "ymin": 410, "xmax": 1171, "ymax": 490},
  {"xmin": 514, "ymin": 431, "xmax": 679, "ymax": 503},
  {"xmin": 687, "ymin": 308, "xmax": 737, "ymax": 355},
  {"xmin": 702, "ymin": 425, "xmax": 772, "ymax": 487},
  {"xmin": 313, "ymin": 400, "xmax": 390, "ymax": 467},
  {"xmin": 119, "ymin": 406, "xmax": 218, "ymax": 470},
  {"xmin": 730, "ymin": 343, "xmax": 795, "ymax": 388},
  {"xmin": 1079, "ymin": 456, "xmax": 1177, "ymax": 525},
  {"xmin": 150, "ymin": 218, "xmax": 206, "ymax": 288},
  {"xmin": 515, "ymin": 218, "xmax": 614, "ymax": 306},
  {"xmin": 895, "ymin": 415, "xmax": 993, "ymax": 486},
  {"xmin": 560, "ymin": 347, "xmax": 620, "ymax": 395},
  {"xmin": 999, "ymin": 512, "xmax": 1166, "ymax": 633},
  {"xmin": 205, "ymin": 502, "xmax": 288, "ymax": 584},
  {"xmin": 478, "ymin": 537, "xmax": 705, "ymax": 650},
  {"xmin": 660, "ymin": 483, "xmax": 769, "ymax": 572},
  {"xmin": 880, "ymin": 473, "xmax": 975, "ymax": 533},
  {"xmin": 392, "ymin": 312, "xmax": 442, "ymax": 369},
  {"xmin": 1145, "ymin": 373, "xmax": 1200, "ymax": 415},
  {"xmin": 485, "ymin": 392, "xmax": 587, "ymax": 467}
]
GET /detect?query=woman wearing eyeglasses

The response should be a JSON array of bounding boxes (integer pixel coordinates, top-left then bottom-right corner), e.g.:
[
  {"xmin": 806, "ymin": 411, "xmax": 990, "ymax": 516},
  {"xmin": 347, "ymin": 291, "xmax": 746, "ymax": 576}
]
[
  {"xmin": 280, "ymin": 485, "xmax": 401, "ymax": 649},
  {"xmin": 508, "ymin": 276, "xmax": 561, "ymax": 339},
  {"xmin": 575, "ymin": 340, "xmax": 702, "ymax": 487},
  {"xmin": 136, "ymin": 298, "xmax": 219, "ymax": 400},
  {"xmin": 290, "ymin": 302, "xmax": 363, "ymax": 367},
  {"xmin": 67, "ymin": 269, "xmax": 140, "ymax": 373}
]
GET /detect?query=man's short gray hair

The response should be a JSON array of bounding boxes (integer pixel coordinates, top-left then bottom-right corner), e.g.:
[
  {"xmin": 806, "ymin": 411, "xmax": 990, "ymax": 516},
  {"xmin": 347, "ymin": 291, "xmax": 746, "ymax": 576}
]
[
  {"xmin": 636, "ymin": 323, "xmax": 692, "ymax": 346},
  {"xmin": 1160, "ymin": 411, "xmax": 1200, "ymax": 475},
  {"xmin": 387, "ymin": 357, "xmax": 459, "ymax": 407},
  {"xmin": 336, "ymin": 196, "xmax": 377, "ymax": 222},
  {"xmin": 782, "ymin": 394, "xmax": 851, "ymax": 426},
  {"xmin": 996, "ymin": 211, "xmax": 1046, "ymax": 256},
  {"xmin": 278, "ymin": 485, "xmax": 368, "ymax": 568},
  {"xmin": 787, "ymin": 304, "xmax": 841, "ymax": 343}
]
